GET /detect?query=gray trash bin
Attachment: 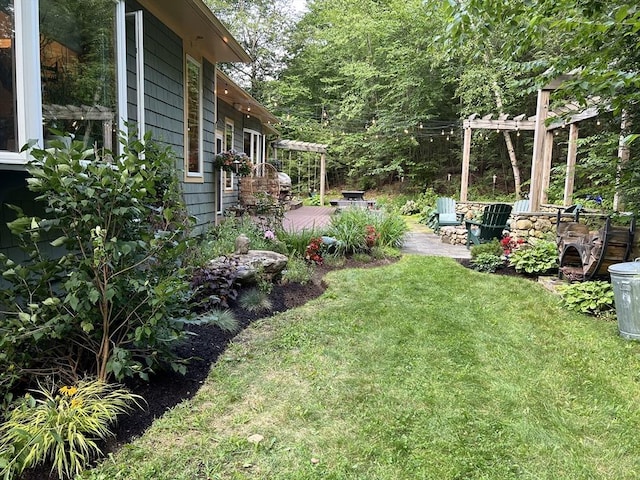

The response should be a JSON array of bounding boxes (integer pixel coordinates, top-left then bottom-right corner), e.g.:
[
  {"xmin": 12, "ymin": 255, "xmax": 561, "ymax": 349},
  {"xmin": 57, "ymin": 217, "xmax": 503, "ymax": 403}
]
[{"xmin": 608, "ymin": 260, "xmax": 640, "ymax": 340}]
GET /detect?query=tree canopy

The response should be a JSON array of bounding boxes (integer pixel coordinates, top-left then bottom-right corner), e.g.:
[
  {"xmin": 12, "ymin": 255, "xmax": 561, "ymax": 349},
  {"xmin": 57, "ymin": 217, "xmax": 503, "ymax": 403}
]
[{"xmin": 214, "ymin": 0, "xmax": 639, "ymax": 210}]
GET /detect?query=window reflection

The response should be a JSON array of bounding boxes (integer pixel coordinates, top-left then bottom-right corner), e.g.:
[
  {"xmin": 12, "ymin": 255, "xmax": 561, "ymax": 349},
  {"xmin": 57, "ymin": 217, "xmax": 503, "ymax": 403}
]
[
  {"xmin": 39, "ymin": 0, "xmax": 116, "ymax": 150},
  {"xmin": 0, "ymin": 1, "xmax": 17, "ymax": 151}
]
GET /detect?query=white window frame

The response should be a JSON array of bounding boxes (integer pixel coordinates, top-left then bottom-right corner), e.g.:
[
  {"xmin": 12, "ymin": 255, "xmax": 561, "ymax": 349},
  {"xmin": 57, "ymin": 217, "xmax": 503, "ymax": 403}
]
[
  {"xmin": 243, "ymin": 128, "xmax": 263, "ymax": 166},
  {"xmin": 0, "ymin": 1, "xmax": 42, "ymax": 165},
  {"xmin": 1, "ymin": 1, "xmax": 125, "ymax": 164},
  {"xmin": 223, "ymin": 118, "xmax": 234, "ymax": 191},
  {"xmin": 184, "ymin": 55, "xmax": 203, "ymax": 181}
]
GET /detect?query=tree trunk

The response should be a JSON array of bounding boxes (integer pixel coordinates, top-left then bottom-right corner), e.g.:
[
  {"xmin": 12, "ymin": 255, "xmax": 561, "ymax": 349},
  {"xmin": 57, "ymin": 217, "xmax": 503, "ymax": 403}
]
[{"xmin": 491, "ymin": 79, "xmax": 522, "ymax": 198}]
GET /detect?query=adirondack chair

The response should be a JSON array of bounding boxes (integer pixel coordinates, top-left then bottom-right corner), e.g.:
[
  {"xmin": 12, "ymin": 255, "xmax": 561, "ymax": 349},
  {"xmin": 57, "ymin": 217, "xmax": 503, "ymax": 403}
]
[
  {"xmin": 429, "ymin": 197, "xmax": 463, "ymax": 232},
  {"xmin": 465, "ymin": 203, "xmax": 513, "ymax": 247},
  {"xmin": 512, "ymin": 199, "xmax": 530, "ymax": 214}
]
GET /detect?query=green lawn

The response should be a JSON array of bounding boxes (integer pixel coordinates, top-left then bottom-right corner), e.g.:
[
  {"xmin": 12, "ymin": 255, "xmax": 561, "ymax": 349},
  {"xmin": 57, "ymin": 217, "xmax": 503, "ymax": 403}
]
[{"xmin": 87, "ymin": 256, "xmax": 640, "ymax": 479}]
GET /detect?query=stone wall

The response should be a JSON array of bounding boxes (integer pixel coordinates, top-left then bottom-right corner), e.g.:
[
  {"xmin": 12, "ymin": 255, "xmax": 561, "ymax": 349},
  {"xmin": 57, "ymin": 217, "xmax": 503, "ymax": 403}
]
[{"xmin": 440, "ymin": 202, "xmax": 640, "ymax": 258}]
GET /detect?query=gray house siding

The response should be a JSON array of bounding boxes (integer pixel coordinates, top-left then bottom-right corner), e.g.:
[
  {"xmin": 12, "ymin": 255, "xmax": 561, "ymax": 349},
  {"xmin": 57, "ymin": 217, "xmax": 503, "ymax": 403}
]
[{"xmin": 127, "ymin": 2, "xmax": 221, "ymax": 234}]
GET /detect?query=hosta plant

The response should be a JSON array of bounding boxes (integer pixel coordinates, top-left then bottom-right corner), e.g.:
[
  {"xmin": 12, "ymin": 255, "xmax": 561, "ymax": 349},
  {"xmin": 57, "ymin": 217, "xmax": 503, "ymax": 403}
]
[
  {"xmin": 471, "ymin": 253, "xmax": 505, "ymax": 273},
  {"xmin": 508, "ymin": 240, "xmax": 558, "ymax": 274},
  {"xmin": 557, "ymin": 280, "xmax": 615, "ymax": 316}
]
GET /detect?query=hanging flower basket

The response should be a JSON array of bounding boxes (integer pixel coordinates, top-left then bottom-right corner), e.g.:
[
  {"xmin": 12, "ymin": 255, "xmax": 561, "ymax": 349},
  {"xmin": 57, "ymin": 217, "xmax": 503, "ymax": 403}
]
[{"xmin": 213, "ymin": 150, "xmax": 253, "ymax": 176}]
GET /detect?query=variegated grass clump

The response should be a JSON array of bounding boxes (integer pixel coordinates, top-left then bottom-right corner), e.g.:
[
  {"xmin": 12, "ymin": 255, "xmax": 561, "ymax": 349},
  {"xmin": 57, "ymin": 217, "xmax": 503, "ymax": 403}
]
[{"xmin": 0, "ymin": 379, "xmax": 143, "ymax": 479}]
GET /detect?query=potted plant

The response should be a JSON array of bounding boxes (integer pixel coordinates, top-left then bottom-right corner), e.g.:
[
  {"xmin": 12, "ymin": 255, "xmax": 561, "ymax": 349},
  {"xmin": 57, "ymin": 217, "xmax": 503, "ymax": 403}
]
[{"xmin": 213, "ymin": 150, "xmax": 253, "ymax": 176}]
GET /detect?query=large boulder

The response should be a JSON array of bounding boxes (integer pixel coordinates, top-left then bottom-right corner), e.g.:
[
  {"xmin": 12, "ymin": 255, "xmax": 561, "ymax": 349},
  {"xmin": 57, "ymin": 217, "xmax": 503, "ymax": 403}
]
[{"xmin": 209, "ymin": 250, "xmax": 288, "ymax": 284}]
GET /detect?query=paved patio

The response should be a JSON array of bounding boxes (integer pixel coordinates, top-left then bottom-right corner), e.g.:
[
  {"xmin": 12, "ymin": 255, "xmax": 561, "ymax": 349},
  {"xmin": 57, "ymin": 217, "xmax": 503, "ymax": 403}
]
[{"xmin": 282, "ymin": 206, "xmax": 471, "ymax": 260}]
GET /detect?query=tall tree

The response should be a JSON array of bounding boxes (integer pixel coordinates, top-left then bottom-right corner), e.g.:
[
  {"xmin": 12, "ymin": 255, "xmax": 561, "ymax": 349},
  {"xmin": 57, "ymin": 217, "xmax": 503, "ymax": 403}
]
[{"xmin": 206, "ymin": 0, "xmax": 297, "ymax": 100}]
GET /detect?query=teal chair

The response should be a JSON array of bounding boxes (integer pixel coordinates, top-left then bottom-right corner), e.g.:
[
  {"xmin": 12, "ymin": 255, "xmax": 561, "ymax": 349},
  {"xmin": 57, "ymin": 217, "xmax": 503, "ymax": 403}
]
[
  {"xmin": 465, "ymin": 203, "xmax": 513, "ymax": 247},
  {"xmin": 512, "ymin": 199, "xmax": 530, "ymax": 214},
  {"xmin": 429, "ymin": 197, "xmax": 463, "ymax": 232}
]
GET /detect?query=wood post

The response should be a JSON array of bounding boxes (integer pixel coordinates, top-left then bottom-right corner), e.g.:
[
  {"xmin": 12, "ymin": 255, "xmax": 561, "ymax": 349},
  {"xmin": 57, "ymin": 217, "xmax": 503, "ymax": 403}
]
[
  {"xmin": 461, "ymin": 127, "xmax": 471, "ymax": 201},
  {"xmin": 613, "ymin": 110, "xmax": 630, "ymax": 211},
  {"xmin": 319, "ymin": 152, "xmax": 326, "ymax": 207},
  {"xmin": 541, "ymin": 130, "xmax": 554, "ymax": 204},
  {"xmin": 529, "ymin": 89, "xmax": 550, "ymax": 211},
  {"xmin": 564, "ymin": 123, "xmax": 579, "ymax": 206}
]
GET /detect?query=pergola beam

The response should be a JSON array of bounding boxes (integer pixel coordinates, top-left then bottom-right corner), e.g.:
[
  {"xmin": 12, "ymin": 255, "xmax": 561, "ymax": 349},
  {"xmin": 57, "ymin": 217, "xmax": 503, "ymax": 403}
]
[{"xmin": 272, "ymin": 139, "xmax": 329, "ymax": 205}]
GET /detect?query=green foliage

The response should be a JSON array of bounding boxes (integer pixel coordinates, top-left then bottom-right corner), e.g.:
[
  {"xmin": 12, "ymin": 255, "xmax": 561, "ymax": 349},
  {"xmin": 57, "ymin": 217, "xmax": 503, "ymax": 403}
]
[
  {"xmin": 0, "ymin": 379, "xmax": 142, "ymax": 479},
  {"xmin": 0, "ymin": 132, "xmax": 193, "ymax": 394},
  {"xmin": 557, "ymin": 281, "xmax": 615, "ymax": 316},
  {"xmin": 508, "ymin": 240, "xmax": 559, "ymax": 274},
  {"xmin": 197, "ymin": 309, "xmax": 240, "ymax": 334},
  {"xmin": 470, "ymin": 253, "xmax": 505, "ymax": 273},
  {"xmin": 281, "ymin": 256, "xmax": 315, "ymax": 285},
  {"xmin": 277, "ymin": 228, "xmax": 325, "ymax": 258},
  {"xmin": 190, "ymin": 259, "xmax": 240, "ymax": 312},
  {"xmin": 470, "ymin": 239, "xmax": 503, "ymax": 259},
  {"xmin": 194, "ymin": 216, "xmax": 279, "ymax": 264},
  {"xmin": 239, "ymin": 288, "xmax": 273, "ymax": 312},
  {"xmin": 327, "ymin": 207, "xmax": 407, "ymax": 256}
]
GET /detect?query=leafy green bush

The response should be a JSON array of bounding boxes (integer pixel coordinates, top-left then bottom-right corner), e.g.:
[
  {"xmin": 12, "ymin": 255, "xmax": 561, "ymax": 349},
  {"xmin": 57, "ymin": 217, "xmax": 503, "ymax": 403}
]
[
  {"xmin": 281, "ymin": 256, "xmax": 315, "ymax": 284},
  {"xmin": 0, "ymin": 132, "xmax": 193, "ymax": 390},
  {"xmin": 471, "ymin": 253, "xmax": 505, "ymax": 273},
  {"xmin": 508, "ymin": 240, "xmax": 559, "ymax": 274},
  {"xmin": 470, "ymin": 239, "xmax": 503, "ymax": 259},
  {"xmin": 557, "ymin": 281, "xmax": 615, "ymax": 316},
  {"xmin": 0, "ymin": 379, "xmax": 142, "ymax": 479}
]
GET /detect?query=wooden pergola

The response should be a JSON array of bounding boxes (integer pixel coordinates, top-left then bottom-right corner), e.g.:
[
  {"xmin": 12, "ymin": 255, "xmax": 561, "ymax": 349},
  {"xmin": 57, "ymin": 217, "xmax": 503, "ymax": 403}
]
[
  {"xmin": 461, "ymin": 78, "xmax": 601, "ymax": 211},
  {"xmin": 272, "ymin": 140, "xmax": 329, "ymax": 205}
]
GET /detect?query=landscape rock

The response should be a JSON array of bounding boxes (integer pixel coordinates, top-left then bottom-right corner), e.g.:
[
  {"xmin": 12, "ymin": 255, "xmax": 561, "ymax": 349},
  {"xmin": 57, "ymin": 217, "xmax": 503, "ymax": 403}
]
[{"xmin": 209, "ymin": 250, "xmax": 288, "ymax": 284}]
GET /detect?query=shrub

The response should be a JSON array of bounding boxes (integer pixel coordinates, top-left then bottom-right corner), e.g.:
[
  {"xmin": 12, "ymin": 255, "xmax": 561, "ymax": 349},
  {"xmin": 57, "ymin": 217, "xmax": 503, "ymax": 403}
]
[
  {"xmin": 281, "ymin": 256, "xmax": 315, "ymax": 284},
  {"xmin": 0, "ymin": 379, "xmax": 142, "ymax": 479},
  {"xmin": 557, "ymin": 281, "xmax": 615, "ymax": 316},
  {"xmin": 0, "ymin": 132, "xmax": 193, "ymax": 390},
  {"xmin": 471, "ymin": 253, "xmax": 505, "ymax": 273},
  {"xmin": 190, "ymin": 258, "xmax": 240, "ymax": 312},
  {"xmin": 508, "ymin": 240, "xmax": 559, "ymax": 274},
  {"xmin": 470, "ymin": 239, "xmax": 503, "ymax": 259}
]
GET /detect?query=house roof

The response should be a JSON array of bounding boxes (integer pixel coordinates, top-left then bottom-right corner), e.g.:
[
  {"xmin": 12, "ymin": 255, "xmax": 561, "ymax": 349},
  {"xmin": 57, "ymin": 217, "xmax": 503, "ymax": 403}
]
[
  {"xmin": 217, "ymin": 71, "xmax": 280, "ymax": 135},
  {"xmin": 137, "ymin": 0, "xmax": 252, "ymax": 64}
]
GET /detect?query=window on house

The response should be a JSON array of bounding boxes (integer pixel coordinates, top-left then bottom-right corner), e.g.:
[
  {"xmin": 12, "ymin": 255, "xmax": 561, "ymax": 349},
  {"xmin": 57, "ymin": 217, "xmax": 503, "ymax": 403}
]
[
  {"xmin": 186, "ymin": 56, "xmax": 202, "ymax": 178},
  {"xmin": 243, "ymin": 129, "xmax": 263, "ymax": 166},
  {"xmin": 0, "ymin": 2, "xmax": 17, "ymax": 151},
  {"xmin": 223, "ymin": 119, "xmax": 233, "ymax": 190},
  {"xmin": 39, "ymin": 0, "xmax": 116, "ymax": 150}
]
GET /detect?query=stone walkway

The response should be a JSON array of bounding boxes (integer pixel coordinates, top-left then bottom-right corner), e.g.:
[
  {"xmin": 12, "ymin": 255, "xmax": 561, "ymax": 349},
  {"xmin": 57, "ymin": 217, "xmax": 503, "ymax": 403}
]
[
  {"xmin": 401, "ymin": 231, "xmax": 471, "ymax": 260},
  {"xmin": 283, "ymin": 206, "xmax": 471, "ymax": 259}
]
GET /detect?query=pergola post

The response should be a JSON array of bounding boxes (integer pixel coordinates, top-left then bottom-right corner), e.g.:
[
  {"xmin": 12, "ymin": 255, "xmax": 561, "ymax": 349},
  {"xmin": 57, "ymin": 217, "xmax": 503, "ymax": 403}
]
[
  {"xmin": 319, "ymin": 152, "xmax": 326, "ymax": 207},
  {"xmin": 460, "ymin": 127, "xmax": 472, "ymax": 201},
  {"xmin": 613, "ymin": 110, "xmax": 630, "ymax": 211},
  {"xmin": 529, "ymin": 88, "xmax": 551, "ymax": 211},
  {"xmin": 540, "ymin": 130, "xmax": 554, "ymax": 205},
  {"xmin": 564, "ymin": 123, "xmax": 579, "ymax": 206}
]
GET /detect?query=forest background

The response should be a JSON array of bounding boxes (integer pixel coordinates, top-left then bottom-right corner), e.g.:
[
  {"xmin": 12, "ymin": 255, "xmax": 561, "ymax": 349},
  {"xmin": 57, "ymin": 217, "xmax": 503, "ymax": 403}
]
[{"xmin": 207, "ymin": 0, "xmax": 640, "ymax": 213}]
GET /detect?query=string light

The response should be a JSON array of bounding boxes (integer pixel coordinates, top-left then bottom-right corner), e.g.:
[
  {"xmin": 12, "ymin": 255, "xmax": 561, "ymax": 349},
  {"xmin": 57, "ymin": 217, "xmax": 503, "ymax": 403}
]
[
  {"xmin": 596, "ymin": 119, "xmax": 601, "ymax": 126},
  {"xmin": 441, "ymin": 129, "xmax": 445, "ymax": 135},
  {"xmin": 450, "ymin": 128, "xmax": 454, "ymax": 135},
  {"xmin": 224, "ymin": 84, "xmax": 228, "ymax": 94}
]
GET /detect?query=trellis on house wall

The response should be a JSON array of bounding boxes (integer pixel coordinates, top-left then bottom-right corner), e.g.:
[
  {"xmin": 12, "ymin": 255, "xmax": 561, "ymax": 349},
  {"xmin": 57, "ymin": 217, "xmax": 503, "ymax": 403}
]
[{"xmin": 461, "ymin": 75, "xmax": 605, "ymax": 212}]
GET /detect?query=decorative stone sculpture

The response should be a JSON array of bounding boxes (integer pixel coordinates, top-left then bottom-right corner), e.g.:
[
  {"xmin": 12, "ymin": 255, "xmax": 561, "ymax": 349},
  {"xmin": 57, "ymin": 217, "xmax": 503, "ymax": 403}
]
[{"xmin": 235, "ymin": 234, "xmax": 250, "ymax": 254}]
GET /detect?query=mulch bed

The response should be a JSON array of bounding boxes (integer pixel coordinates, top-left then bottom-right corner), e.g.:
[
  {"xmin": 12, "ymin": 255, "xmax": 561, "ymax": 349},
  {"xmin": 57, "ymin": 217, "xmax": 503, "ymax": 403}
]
[{"xmin": 21, "ymin": 257, "xmax": 396, "ymax": 480}]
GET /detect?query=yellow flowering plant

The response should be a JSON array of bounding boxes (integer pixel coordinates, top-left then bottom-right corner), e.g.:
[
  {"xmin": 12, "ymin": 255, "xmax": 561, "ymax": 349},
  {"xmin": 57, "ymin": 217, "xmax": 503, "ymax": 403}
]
[{"xmin": 0, "ymin": 378, "xmax": 144, "ymax": 479}]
